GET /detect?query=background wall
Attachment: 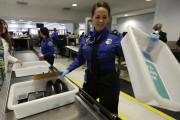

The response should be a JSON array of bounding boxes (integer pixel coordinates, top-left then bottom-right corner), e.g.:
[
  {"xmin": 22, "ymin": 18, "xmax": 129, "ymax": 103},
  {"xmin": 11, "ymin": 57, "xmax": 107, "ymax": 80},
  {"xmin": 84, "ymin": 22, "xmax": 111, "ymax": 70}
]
[
  {"xmin": 112, "ymin": 13, "xmax": 154, "ymax": 34},
  {"xmin": 153, "ymin": 0, "xmax": 180, "ymax": 41}
]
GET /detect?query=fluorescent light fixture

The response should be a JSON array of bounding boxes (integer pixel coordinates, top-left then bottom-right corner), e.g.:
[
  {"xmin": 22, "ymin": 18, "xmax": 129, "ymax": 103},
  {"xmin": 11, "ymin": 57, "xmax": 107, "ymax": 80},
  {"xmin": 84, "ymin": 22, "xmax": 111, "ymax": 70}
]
[
  {"xmin": 72, "ymin": 4, "xmax": 77, "ymax": 6},
  {"xmin": 11, "ymin": 20, "xmax": 16, "ymax": 23},
  {"xmin": 124, "ymin": 14, "xmax": 129, "ymax": 16},
  {"xmin": 146, "ymin": 0, "xmax": 151, "ymax": 1}
]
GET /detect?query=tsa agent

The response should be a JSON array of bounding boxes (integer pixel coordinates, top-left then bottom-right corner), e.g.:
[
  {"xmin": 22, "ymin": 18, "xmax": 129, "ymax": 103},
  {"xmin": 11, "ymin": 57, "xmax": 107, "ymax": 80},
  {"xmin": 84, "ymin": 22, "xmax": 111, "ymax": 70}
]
[
  {"xmin": 51, "ymin": 28, "xmax": 60, "ymax": 45},
  {"xmin": 60, "ymin": 2, "xmax": 159, "ymax": 114},
  {"xmin": 52, "ymin": 28, "xmax": 65, "ymax": 57},
  {"xmin": 0, "ymin": 19, "xmax": 23, "ymax": 90},
  {"xmin": 39, "ymin": 27, "xmax": 55, "ymax": 66}
]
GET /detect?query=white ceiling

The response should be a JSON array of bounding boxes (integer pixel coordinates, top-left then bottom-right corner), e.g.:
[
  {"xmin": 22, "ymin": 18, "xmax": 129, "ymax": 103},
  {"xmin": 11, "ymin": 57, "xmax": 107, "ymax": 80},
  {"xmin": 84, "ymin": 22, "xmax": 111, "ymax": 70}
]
[
  {"xmin": 0, "ymin": 0, "xmax": 156, "ymax": 22},
  {"xmin": 0, "ymin": 0, "xmax": 156, "ymax": 14}
]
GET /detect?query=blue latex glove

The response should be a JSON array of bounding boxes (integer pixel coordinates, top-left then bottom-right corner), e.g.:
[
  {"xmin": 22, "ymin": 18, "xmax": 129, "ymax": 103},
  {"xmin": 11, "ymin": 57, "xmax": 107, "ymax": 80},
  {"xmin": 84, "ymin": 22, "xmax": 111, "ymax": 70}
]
[
  {"xmin": 59, "ymin": 70, "xmax": 69, "ymax": 77},
  {"xmin": 149, "ymin": 33, "xmax": 159, "ymax": 42}
]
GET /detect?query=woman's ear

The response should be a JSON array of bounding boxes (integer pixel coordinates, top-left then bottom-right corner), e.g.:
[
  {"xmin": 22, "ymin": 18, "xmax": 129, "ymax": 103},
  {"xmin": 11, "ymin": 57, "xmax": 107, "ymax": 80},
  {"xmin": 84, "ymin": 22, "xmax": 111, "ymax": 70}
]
[
  {"xmin": 107, "ymin": 15, "xmax": 111, "ymax": 22},
  {"xmin": 90, "ymin": 15, "xmax": 93, "ymax": 20}
]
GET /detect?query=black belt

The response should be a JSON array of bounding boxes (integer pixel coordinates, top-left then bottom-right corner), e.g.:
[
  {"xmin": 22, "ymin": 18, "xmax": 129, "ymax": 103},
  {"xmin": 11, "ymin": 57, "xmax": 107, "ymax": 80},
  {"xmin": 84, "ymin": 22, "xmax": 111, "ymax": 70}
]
[{"xmin": 88, "ymin": 68, "xmax": 116, "ymax": 74}]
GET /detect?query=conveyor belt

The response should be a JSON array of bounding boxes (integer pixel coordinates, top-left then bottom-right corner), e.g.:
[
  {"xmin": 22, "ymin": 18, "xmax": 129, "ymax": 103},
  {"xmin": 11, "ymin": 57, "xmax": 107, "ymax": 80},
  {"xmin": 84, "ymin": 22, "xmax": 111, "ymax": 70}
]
[{"xmin": 120, "ymin": 77, "xmax": 180, "ymax": 120}]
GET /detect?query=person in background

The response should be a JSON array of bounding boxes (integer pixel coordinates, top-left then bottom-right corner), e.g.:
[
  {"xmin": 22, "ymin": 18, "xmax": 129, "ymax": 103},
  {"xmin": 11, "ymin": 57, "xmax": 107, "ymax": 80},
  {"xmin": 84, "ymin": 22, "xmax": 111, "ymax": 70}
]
[
  {"xmin": 80, "ymin": 32, "xmax": 85, "ymax": 38},
  {"xmin": 51, "ymin": 28, "xmax": 65, "ymax": 57},
  {"xmin": 38, "ymin": 27, "xmax": 55, "ymax": 66},
  {"xmin": 122, "ymin": 32, "xmax": 128, "ymax": 37},
  {"xmin": 38, "ymin": 30, "xmax": 43, "ymax": 45},
  {"xmin": 79, "ymin": 32, "xmax": 85, "ymax": 44},
  {"xmin": 51, "ymin": 28, "xmax": 60, "ymax": 46},
  {"xmin": 0, "ymin": 19, "xmax": 23, "ymax": 90},
  {"xmin": 60, "ymin": 2, "xmax": 159, "ymax": 114},
  {"xmin": 153, "ymin": 23, "xmax": 167, "ymax": 43},
  {"xmin": 173, "ymin": 37, "xmax": 180, "ymax": 50}
]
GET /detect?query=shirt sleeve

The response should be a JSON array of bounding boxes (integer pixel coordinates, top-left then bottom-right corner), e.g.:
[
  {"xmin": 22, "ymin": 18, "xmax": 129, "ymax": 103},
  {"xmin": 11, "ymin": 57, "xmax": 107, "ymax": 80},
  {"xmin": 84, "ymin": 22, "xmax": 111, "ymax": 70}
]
[
  {"xmin": 43, "ymin": 41, "xmax": 55, "ymax": 56},
  {"xmin": 114, "ymin": 34, "xmax": 124, "ymax": 56},
  {"xmin": 55, "ymin": 34, "xmax": 60, "ymax": 40},
  {"xmin": 67, "ymin": 43, "xmax": 86, "ymax": 72}
]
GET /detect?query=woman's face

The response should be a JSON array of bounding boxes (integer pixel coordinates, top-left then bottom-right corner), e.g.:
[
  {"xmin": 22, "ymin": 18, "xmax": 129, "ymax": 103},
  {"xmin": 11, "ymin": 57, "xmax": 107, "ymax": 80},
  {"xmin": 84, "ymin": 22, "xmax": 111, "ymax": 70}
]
[
  {"xmin": 91, "ymin": 7, "xmax": 109, "ymax": 32},
  {"xmin": 0, "ymin": 22, "xmax": 6, "ymax": 35}
]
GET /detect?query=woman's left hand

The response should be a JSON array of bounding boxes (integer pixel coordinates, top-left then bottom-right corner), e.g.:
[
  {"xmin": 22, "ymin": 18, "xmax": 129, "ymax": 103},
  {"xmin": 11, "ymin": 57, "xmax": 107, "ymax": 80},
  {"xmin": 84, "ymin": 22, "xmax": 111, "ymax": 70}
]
[
  {"xmin": 149, "ymin": 33, "xmax": 159, "ymax": 42},
  {"xmin": 16, "ymin": 60, "xmax": 23, "ymax": 65}
]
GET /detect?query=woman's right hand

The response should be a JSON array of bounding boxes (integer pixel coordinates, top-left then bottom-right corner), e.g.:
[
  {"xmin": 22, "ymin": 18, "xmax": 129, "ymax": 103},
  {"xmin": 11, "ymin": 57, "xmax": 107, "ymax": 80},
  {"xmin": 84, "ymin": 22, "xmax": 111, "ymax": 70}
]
[
  {"xmin": 59, "ymin": 70, "xmax": 69, "ymax": 77},
  {"xmin": 16, "ymin": 60, "xmax": 23, "ymax": 66},
  {"xmin": 38, "ymin": 53, "xmax": 44, "ymax": 58}
]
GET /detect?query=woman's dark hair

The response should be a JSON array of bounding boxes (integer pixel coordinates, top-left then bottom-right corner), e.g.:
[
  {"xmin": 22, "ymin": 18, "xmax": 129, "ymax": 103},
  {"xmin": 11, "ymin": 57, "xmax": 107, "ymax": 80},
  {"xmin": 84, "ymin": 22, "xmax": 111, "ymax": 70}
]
[
  {"xmin": 0, "ymin": 19, "xmax": 12, "ymax": 49},
  {"xmin": 40, "ymin": 27, "xmax": 49, "ymax": 38},
  {"xmin": 91, "ymin": 1, "xmax": 111, "ymax": 16}
]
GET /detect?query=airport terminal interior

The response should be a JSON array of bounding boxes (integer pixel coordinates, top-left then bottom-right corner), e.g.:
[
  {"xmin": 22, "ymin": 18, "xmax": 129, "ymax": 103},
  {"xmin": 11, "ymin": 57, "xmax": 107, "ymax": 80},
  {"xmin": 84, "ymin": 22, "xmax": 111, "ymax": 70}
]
[{"xmin": 0, "ymin": 0, "xmax": 180, "ymax": 120}]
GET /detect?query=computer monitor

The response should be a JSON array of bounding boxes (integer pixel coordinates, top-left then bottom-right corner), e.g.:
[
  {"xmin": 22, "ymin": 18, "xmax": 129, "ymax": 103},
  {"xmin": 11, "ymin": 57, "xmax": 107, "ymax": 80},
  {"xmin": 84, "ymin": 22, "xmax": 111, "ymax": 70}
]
[{"xmin": 36, "ymin": 23, "xmax": 44, "ymax": 28}]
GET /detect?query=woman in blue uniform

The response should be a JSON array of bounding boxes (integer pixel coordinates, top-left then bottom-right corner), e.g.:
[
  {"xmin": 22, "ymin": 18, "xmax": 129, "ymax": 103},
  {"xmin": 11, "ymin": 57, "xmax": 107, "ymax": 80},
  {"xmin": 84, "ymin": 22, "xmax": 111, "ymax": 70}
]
[
  {"xmin": 39, "ymin": 27, "xmax": 55, "ymax": 66},
  {"xmin": 60, "ymin": 2, "xmax": 159, "ymax": 114}
]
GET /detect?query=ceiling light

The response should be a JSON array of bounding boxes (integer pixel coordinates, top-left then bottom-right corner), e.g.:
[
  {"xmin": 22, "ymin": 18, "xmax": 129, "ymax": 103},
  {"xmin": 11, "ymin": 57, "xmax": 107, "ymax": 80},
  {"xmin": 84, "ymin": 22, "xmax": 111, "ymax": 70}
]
[
  {"xmin": 72, "ymin": 4, "xmax": 77, "ymax": 6},
  {"xmin": 146, "ymin": 0, "xmax": 151, "ymax": 1},
  {"xmin": 11, "ymin": 21, "xmax": 16, "ymax": 24},
  {"xmin": 124, "ymin": 14, "xmax": 129, "ymax": 16}
]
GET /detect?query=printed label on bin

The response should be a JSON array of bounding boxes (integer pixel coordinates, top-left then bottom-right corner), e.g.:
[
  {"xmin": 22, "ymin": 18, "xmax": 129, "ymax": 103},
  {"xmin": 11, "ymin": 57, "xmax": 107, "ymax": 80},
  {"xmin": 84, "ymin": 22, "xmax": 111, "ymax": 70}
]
[
  {"xmin": 145, "ymin": 61, "xmax": 170, "ymax": 100},
  {"xmin": 142, "ymin": 51, "xmax": 152, "ymax": 62}
]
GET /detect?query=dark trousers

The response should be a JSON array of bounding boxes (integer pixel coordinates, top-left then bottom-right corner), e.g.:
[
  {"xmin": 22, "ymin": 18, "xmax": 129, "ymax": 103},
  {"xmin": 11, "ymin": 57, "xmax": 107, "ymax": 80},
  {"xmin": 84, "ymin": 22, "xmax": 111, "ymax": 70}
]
[
  {"xmin": 57, "ymin": 40, "xmax": 66, "ymax": 56},
  {"xmin": 44, "ymin": 55, "xmax": 55, "ymax": 66},
  {"xmin": 83, "ymin": 69, "xmax": 120, "ymax": 114}
]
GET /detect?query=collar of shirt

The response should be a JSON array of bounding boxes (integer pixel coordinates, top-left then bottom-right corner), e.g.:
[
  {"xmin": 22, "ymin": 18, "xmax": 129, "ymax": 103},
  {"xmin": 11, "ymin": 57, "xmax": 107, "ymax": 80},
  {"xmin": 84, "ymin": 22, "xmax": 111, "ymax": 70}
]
[
  {"xmin": 92, "ymin": 26, "xmax": 109, "ymax": 39},
  {"xmin": 42, "ymin": 37, "xmax": 48, "ymax": 42}
]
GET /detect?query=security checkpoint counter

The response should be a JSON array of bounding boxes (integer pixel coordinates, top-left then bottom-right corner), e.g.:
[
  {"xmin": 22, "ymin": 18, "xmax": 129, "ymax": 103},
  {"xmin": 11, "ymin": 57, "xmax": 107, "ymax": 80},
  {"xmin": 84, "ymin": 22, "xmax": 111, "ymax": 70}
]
[
  {"xmin": 0, "ymin": 50, "xmax": 121, "ymax": 120},
  {"xmin": 64, "ymin": 45, "xmax": 79, "ymax": 61}
]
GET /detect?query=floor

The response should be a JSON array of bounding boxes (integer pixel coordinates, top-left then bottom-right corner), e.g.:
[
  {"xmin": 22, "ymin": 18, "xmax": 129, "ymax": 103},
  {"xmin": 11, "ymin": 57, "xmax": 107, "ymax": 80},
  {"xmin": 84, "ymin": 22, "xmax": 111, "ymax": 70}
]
[{"xmin": 53, "ymin": 54, "xmax": 169, "ymax": 120}]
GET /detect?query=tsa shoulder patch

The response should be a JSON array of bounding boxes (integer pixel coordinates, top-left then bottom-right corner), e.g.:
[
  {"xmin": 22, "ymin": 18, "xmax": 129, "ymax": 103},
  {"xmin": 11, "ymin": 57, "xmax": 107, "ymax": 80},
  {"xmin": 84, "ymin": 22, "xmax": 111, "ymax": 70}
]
[
  {"xmin": 111, "ymin": 29, "xmax": 120, "ymax": 36},
  {"xmin": 48, "ymin": 41, "xmax": 53, "ymax": 46}
]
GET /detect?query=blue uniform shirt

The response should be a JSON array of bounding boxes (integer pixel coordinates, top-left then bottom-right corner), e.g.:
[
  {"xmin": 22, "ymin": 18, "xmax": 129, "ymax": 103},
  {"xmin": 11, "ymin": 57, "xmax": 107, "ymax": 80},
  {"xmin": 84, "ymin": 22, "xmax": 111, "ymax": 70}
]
[
  {"xmin": 67, "ymin": 27, "xmax": 123, "ymax": 72},
  {"xmin": 51, "ymin": 31, "xmax": 60, "ymax": 40},
  {"xmin": 41, "ymin": 37, "xmax": 55, "ymax": 56}
]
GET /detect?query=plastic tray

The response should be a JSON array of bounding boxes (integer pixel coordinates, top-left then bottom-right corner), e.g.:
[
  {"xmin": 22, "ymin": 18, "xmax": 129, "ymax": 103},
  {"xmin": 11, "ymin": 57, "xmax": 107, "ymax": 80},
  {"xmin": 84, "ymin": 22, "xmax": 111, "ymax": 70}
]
[
  {"xmin": 121, "ymin": 25, "xmax": 180, "ymax": 111},
  {"xmin": 8, "ymin": 76, "xmax": 79, "ymax": 119},
  {"xmin": 12, "ymin": 61, "xmax": 50, "ymax": 77}
]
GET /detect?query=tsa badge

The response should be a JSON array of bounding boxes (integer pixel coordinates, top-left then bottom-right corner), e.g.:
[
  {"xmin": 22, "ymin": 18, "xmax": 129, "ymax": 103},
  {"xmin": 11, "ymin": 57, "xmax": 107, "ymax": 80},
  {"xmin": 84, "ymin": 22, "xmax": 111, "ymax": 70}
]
[
  {"xmin": 48, "ymin": 41, "xmax": 53, "ymax": 46},
  {"xmin": 105, "ymin": 39, "xmax": 112, "ymax": 45}
]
